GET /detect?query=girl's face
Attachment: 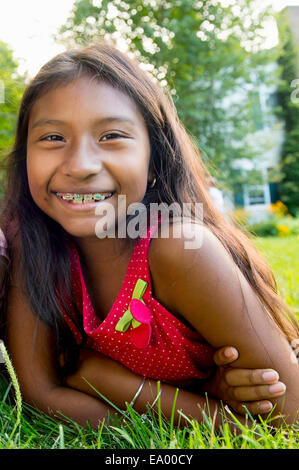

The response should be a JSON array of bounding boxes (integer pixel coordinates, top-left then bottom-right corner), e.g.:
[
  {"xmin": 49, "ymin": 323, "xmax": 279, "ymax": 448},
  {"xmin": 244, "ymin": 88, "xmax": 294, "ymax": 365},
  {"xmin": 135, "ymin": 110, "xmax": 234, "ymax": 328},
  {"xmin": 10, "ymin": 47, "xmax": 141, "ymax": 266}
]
[{"xmin": 26, "ymin": 76, "xmax": 151, "ymax": 238}]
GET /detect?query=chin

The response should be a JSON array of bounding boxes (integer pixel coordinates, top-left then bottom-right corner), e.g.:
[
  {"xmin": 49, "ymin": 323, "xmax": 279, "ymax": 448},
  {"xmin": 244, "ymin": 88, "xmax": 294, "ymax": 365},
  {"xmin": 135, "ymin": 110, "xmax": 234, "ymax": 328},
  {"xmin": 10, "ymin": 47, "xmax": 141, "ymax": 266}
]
[{"xmin": 60, "ymin": 221, "xmax": 99, "ymax": 239}]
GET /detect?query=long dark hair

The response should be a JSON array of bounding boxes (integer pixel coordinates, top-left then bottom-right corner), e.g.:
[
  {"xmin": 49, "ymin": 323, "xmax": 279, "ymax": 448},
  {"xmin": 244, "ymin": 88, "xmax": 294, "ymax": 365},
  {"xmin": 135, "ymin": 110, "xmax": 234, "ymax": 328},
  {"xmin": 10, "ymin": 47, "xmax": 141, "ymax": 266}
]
[{"xmin": 0, "ymin": 42, "xmax": 298, "ymax": 372}]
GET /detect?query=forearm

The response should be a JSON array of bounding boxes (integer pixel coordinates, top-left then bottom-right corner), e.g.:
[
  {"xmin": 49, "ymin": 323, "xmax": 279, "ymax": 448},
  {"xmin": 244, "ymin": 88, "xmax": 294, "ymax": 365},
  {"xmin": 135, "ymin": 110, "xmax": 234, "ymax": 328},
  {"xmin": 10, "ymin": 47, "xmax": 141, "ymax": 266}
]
[
  {"xmin": 63, "ymin": 351, "xmax": 245, "ymax": 430},
  {"xmin": 25, "ymin": 385, "xmax": 116, "ymax": 429},
  {"xmin": 134, "ymin": 377, "xmax": 231, "ymax": 429}
]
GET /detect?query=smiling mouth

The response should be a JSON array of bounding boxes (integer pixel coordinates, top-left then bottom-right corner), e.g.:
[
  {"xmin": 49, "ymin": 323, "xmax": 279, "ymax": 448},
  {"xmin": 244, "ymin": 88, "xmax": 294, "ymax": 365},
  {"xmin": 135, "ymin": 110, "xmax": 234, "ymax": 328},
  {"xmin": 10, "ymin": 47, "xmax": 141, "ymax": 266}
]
[{"xmin": 54, "ymin": 192, "xmax": 115, "ymax": 203}]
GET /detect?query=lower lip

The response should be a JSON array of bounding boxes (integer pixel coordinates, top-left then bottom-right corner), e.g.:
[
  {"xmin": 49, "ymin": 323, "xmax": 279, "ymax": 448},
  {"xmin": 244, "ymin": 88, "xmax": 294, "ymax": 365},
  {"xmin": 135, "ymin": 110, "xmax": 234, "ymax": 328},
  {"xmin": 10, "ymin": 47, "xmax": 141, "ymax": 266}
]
[{"xmin": 54, "ymin": 193, "xmax": 115, "ymax": 211}]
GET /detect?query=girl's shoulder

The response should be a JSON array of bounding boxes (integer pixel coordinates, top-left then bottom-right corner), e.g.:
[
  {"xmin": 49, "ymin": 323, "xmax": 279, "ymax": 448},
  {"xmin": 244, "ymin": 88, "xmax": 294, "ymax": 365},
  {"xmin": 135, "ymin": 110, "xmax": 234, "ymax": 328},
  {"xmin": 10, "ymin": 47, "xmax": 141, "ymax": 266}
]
[
  {"xmin": 148, "ymin": 219, "xmax": 220, "ymax": 314},
  {"xmin": 149, "ymin": 219, "xmax": 218, "ymax": 276}
]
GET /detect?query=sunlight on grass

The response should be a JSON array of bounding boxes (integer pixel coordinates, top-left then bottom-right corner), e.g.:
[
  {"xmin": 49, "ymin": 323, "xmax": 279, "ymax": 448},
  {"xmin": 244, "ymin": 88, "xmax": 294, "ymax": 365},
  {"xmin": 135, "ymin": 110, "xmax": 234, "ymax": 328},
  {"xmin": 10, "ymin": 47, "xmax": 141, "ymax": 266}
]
[{"xmin": 253, "ymin": 235, "xmax": 299, "ymax": 319}]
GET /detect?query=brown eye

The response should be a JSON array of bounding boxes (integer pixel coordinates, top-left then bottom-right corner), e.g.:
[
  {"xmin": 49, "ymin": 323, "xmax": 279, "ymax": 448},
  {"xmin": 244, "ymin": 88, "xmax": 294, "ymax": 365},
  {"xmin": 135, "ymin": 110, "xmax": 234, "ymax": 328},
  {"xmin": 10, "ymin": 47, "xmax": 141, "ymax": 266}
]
[
  {"xmin": 41, "ymin": 135, "xmax": 64, "ymax": 142},
  {"xmin": 101, "ymin": 133, "xmax": 124, "ymax": 142}
]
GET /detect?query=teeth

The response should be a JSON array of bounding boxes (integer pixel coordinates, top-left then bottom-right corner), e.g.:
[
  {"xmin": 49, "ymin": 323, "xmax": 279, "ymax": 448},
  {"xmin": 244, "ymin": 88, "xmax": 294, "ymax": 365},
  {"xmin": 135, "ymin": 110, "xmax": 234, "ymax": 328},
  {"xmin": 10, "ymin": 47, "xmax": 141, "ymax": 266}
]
[
  {"xmin": 73, "ymin": 194, "xmax": 83, "ymax": 204},
  {"xmin": 83, "ymin": 194, "xmax": 93, "ymax": 203},
  {"xmin": 56, "ymin": 192, "xmax": 112, "ymax": 203},
  {"xmin": 62, "ymin": 193, "xmax": 73, "ymax": 201}
]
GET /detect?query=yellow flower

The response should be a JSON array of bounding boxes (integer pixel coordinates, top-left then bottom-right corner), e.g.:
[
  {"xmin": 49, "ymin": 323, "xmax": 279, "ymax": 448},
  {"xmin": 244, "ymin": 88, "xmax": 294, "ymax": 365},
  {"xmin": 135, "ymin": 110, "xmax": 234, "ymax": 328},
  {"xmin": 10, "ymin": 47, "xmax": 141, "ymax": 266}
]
[
  {"xmin": 269, "ymin": 200, "xmax": 290, "ymax": 218},
  {"xmin": 276, "ymin": 224, "xmax": 291, "ymax": 236}
]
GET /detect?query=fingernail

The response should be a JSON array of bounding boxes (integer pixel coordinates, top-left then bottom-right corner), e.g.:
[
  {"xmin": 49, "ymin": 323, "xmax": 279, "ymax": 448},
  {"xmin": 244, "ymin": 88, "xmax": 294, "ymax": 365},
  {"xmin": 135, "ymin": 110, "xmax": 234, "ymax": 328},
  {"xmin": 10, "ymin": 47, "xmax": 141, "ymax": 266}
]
[
  {"xmin": 259, "ymin": 402, "xmax": 273, "ymax": 413},
  {"xmin": 262, "ymin": 371, "xmax": 279, "ymax": 382},
  {"xmin": 269, "ymin": 383, "xmax": 286, "ymax": 394},
  {"xmin": 224, "ymin": 347, "xmax": 234, "ymax": 358}
]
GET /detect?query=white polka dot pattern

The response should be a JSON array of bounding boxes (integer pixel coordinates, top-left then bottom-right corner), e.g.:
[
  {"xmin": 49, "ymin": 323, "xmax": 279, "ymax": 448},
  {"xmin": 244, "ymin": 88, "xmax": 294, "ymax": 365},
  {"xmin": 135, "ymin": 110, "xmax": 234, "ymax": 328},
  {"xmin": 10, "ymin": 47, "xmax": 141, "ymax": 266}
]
[{"xmin": 58, "ymin": 218, "xmax": 215, "ymax": 386}]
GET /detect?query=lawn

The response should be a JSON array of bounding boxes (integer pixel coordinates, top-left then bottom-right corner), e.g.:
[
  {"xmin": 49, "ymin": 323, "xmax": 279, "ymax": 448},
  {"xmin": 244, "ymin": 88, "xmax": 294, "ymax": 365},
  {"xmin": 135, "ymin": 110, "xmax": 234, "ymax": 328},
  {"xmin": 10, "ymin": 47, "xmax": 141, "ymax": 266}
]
[
  {"xmin": 0, "ymin": 235, "xmax": 298, "ymax": 449},
  {"xmin": 253, "ymin": 235, "xmax": 299, "ymax": 318}
]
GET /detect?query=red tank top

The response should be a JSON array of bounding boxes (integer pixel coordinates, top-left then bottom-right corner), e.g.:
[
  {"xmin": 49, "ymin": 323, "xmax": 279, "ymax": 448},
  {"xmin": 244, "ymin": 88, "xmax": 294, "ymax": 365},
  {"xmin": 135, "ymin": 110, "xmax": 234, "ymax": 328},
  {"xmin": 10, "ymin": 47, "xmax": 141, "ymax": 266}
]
[{"xmin": 60, "ymin": 219, "xmax": 215, "ymax": 386}]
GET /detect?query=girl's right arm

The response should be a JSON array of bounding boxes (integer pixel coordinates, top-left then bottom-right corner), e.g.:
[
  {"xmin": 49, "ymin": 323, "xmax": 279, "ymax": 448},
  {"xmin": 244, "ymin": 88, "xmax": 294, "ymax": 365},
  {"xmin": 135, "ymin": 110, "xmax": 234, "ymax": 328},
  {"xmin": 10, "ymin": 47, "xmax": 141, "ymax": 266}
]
[
  {"xmin": 63, "ymin": 347, "xmax": 240, "ymax": 429},
  {"xmin": 4, "ymin": 252, "xmax": 117, "ymax": 429}
]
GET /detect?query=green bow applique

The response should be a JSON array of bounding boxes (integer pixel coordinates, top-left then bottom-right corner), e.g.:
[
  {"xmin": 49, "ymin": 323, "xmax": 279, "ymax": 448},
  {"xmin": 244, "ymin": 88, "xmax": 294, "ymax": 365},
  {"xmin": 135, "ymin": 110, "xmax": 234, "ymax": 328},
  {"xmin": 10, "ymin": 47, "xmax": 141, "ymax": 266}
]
[{"xmin": 115, "ymin": 278, "xmax": 148, "ymax": 332}]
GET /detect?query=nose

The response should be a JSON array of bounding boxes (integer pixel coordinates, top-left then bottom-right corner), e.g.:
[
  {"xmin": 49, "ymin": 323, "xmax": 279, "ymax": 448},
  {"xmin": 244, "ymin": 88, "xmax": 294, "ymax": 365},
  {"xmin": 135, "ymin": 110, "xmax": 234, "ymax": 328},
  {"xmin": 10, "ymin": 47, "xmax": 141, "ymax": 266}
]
[{"xmin": 61, "ymin": 136, "xmax": 103, "ymax": 179}]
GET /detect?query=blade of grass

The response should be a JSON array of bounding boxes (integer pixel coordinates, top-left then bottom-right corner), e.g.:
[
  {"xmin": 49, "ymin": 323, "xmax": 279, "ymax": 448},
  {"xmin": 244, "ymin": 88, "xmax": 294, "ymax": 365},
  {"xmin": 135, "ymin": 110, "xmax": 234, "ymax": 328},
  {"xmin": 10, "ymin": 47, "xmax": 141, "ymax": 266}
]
[
  {"xmin": 156, "ymin": 381, "xmax": 166, "ymax": 448},
  {"xmin": 96, "ymin": 417, "xmax": 105, "ymax": 449},
  {"xmin": 81, "ymin": 377, "xmax": 127, "ymax": 416},
  {"xmin": 1, "ymin": 382, "xmax": 12, "ymax": 404},
  {"xmin": 169, "ymin": 387, "xmax": 179, "ymax": 440},
  {"xmin": 109, "ymin": 425, "xmax": 136, "ymax": 448},
  {"xmin": 0, "ymin": 341, "xmax": 22, "ymax": 440},
  {"xmin": 58, "ymin": 424, "xmax": 65, "ymax": 449}
]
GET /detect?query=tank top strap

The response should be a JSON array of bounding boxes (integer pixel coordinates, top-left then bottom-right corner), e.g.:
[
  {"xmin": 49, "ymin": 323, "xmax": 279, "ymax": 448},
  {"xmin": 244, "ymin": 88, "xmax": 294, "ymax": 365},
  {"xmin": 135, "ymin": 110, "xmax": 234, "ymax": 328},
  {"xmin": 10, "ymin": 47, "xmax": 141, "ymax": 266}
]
[{"xmin": 125, "ymin": 213, "xmax": 164, "ymax": 286}]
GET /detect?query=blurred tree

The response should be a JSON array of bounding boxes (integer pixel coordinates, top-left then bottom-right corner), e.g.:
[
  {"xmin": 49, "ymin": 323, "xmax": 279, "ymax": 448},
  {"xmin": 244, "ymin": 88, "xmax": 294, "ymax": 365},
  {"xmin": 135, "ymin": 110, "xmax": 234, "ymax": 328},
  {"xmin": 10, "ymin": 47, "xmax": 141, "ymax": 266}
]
[
  {"xmin": 0, "ymin": 41, "xmax": 26, "ymax": 156},
  {"xmin": 0, "ymin": 41, "xmax": 26, "ymax": 199},
  {"xmin": 275, "ymin": 9, "xmax": 299, "ymax": 216},
  {"xmin": 57, "ymin": 0, "xmax": 279, "ymax": 191}
]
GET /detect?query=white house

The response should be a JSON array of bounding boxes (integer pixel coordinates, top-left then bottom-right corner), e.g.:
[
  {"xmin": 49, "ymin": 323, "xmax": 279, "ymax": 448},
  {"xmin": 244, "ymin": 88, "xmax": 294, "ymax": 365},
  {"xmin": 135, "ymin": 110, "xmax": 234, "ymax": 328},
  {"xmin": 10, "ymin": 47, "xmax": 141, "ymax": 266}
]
[
  {"xmin": 230, "ymin": 73, "xmax": 284, "ymax": 223},
  {"xmin": 225, "ymin": 6, "xmax": 299, "ymax": 223}
]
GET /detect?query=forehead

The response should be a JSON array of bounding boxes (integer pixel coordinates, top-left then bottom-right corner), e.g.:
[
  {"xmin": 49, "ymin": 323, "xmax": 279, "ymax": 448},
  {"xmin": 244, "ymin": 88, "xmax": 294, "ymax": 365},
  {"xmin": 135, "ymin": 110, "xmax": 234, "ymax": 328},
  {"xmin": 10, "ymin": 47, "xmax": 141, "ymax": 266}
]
[{"xmin": 28, "ymin": 76, "xmax": 145, "ymax": 129}]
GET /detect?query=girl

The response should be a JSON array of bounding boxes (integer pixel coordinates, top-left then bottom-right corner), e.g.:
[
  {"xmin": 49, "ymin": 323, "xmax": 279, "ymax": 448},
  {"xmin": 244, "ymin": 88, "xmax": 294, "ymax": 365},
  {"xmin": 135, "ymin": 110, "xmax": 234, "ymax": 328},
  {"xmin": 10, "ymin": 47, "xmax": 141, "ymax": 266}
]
[{"xmin": 1, "ymin": 43, "xmax": 298, "ymax": 430}]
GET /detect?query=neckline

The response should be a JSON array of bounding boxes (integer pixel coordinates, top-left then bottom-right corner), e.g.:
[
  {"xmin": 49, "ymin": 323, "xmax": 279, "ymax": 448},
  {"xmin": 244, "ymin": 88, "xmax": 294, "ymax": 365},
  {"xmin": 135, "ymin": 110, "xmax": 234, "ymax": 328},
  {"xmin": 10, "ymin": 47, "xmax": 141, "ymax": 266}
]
[{"xmin": 72, "ymin": 224, "xmax": 156, "ymax": 332}]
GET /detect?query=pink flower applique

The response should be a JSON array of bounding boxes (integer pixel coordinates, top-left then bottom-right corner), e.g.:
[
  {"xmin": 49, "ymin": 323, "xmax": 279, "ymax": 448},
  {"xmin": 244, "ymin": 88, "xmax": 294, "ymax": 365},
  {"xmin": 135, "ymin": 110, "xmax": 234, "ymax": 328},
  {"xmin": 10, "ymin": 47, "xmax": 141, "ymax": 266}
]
[{"xmin": 115, "ymin": 278, "xmax": 152, "ymax": 348}]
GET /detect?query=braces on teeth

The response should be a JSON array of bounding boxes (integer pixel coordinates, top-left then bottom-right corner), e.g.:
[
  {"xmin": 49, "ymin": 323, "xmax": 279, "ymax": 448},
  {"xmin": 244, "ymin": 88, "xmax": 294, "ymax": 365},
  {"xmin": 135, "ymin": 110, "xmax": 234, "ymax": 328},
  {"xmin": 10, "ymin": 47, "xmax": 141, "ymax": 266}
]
[{"xmin": 55, "ymin": 192, "xmax": 113, "ymax": 203}]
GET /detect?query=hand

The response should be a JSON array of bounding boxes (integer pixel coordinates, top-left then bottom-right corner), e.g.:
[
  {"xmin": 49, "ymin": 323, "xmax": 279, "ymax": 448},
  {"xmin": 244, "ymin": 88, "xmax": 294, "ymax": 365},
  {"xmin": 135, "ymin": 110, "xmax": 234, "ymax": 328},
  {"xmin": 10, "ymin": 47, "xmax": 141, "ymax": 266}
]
[{"xmin": 202, "ymin": 346, "xmax": 286, "ymax": 416}]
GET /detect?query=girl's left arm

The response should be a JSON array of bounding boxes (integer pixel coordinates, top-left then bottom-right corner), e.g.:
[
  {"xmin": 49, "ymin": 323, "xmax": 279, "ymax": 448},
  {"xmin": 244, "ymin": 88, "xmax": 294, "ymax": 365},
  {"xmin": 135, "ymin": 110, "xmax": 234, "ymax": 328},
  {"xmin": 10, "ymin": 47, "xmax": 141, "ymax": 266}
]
[{"xmin": 149, "ymin": 223, "xmax": 299, "ymax": 425}]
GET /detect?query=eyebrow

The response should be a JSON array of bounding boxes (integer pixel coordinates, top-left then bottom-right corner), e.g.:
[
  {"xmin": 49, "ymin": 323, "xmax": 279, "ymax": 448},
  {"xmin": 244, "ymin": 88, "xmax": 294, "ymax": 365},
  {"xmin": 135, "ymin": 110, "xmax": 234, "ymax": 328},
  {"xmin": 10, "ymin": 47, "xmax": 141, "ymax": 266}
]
[{"xmin": 30, "ymin": 116, "xmax": 137, "ymax": 130}]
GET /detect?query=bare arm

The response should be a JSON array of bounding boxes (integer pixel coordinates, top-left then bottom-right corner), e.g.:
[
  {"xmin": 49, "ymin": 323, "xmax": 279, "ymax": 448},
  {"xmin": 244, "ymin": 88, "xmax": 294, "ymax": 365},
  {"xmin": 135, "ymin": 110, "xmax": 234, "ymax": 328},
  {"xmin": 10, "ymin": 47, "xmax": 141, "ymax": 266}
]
[
  {"xmin": 4, "ymin": 247, "xmax": 242, "ymax": 430},
  {"xmin": 62, "ymin": 347, "xmax": 246, "ymax": 429},
  {"xmin": 4, "ymin": 253, "xmax": 117, "ymax": 428},
  {"xmin": 63, "ymin": 345, "xmax": 286, "ymax": 420},
  {"xmin": 148, "ymin": 223, "xmax": 299, "ymax": 425}
]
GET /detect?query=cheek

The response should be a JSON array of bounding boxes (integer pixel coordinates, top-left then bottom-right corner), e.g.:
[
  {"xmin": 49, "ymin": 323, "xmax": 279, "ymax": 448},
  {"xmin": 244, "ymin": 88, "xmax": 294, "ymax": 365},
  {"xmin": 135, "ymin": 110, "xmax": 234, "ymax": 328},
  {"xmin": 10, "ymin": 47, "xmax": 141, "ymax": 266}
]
[
  {"xmin": 122, "ymin": 164, "xmax": 149, "ymax": 197},
  {"xmin": 119, "ymin": 148, "xmax": 150, "ymax": 189},
  {"xmin": 26, "ymin": 163, "xmax": 41, "ymax": 198},
  {"xmin": 26, "ymin": 153, "xmax": 52, "ymax": 200}
]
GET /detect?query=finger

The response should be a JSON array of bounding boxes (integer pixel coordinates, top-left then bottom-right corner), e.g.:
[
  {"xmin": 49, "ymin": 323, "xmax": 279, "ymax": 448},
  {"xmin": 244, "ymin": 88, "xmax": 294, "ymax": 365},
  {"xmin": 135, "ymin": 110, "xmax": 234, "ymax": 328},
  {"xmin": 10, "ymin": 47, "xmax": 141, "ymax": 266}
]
[
  {"xmin": 224, "ymin": 368, "xmax": 280, "ymax": 386},
  {"xmin": 213, "ymin": 346, "xmax": 239, "ymax": 366},
  {"xmin": 227, "ymin": 382, "xmax": 286, "ymax": 402},
  {"xmin": 226, "ymin": 400, "xmax": 273, "ymax": 416}
]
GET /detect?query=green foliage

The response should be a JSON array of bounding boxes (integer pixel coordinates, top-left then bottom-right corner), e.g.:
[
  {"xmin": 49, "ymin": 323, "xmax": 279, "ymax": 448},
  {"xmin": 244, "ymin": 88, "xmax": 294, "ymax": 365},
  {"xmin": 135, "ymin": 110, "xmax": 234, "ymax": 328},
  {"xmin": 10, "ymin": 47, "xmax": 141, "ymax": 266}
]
[
  {"xmin": 232, "ymin": 201, "xmax": 299, "ymax": 238},
  {"xmin": 56, "ymin": 0, "xmax": 280, "ymax": 191},
  {"xmin": 274, "ymin": 10, "xmax": 299, "ymax": 216},
  {"xmin": 0, "ymin": 41, "xmax": 26, "ymax": 157},
  {"xmin": 248, "ymin": 219, "xmax": 279, "ymax": 237}
]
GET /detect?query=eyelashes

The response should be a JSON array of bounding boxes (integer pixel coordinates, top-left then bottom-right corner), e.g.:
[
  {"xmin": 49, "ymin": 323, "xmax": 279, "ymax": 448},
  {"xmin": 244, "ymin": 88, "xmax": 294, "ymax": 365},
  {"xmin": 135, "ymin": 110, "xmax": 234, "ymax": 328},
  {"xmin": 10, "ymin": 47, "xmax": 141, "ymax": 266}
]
[
  {"xmin": 40, "ymin": 134, "xmax": 64, "ymax": 142},
  {"xmin": 40, "ymin": 133, "xmax": 126, "ymax": 142},
  {"xmin": 101, "ymin": 133, "xmax": 126, "ymax": 141}
]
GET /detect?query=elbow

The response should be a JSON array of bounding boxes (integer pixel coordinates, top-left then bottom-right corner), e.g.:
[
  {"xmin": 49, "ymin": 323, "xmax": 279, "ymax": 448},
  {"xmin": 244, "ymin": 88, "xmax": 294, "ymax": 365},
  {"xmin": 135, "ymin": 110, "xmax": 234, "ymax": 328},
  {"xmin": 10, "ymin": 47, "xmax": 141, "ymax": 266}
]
[{"xmin": 17, "ymin": 378, "xmax": 63, "ymax": 416}]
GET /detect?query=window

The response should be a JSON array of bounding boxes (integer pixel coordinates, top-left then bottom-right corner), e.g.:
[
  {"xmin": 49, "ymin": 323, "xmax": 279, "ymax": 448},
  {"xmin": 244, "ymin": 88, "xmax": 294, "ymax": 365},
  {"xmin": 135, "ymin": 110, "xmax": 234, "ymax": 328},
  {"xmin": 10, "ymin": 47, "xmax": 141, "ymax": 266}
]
[{"xmin": 247, "ymin": 187, "xmax": 266, "ymax": 205}]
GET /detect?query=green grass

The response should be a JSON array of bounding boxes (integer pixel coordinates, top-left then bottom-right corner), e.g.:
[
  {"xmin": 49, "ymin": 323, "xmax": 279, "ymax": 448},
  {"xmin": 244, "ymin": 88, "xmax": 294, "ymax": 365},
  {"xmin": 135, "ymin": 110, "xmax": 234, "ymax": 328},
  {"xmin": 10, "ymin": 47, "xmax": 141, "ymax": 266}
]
[
  {"xmin": 253, "ymin": 235, "xmax": 299, "ymax": 318},
  {"xmin": 0, "ymin": 235, "xmax": 298, "ymax": 449}
]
